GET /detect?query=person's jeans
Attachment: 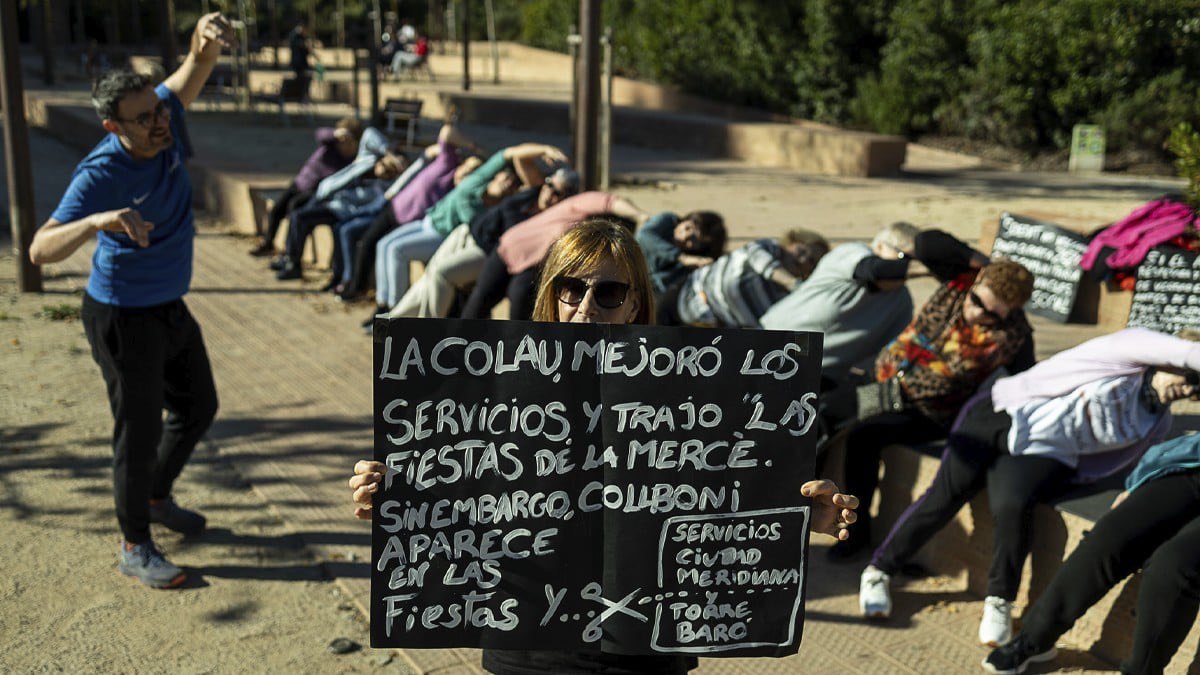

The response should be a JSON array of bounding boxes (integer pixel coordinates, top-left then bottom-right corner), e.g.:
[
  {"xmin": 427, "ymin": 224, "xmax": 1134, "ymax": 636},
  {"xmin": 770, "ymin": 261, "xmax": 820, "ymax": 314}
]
[
  {"xmin": 82, "ymin": 294, "xmax": 219, "ymax": 544},
  {"xmin": 337, "ymin": 214, "xmax": 375, "ymax": 284},
  {"xmin": 375, "ymin": 215, "xmax": 445, "ymax": 308},
  {"xmin": 384, "ymin": 224, "xmax": 487, "ymax": 318},
  {"xmin": 344, "ymin": 208, "xmax": 399, "ymax": 297},
  {"xmin": 284, "ymin": 203, "xmax": 337, "ymax": 266}
]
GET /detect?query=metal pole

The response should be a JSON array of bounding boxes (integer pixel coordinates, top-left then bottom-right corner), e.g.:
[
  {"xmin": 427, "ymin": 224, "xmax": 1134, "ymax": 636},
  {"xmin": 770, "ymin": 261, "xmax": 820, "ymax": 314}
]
[
  {"xmin": 485, "ymin": 0, "xmax": 498, "ymax": 84},
  {"xmin": 574, "ymin": 0, "xmax": 600, "ymax": 190},
  {"xmin": 73, "ymin": 0, "xmax": 85, "ymax": 44},
  {"xmin": 351, "ymin": 48, "xmax": 361, "ymax": 119},
  {"xmin": 599, "ymin": 26, "xmax": 612, "ymax": 191},
  {"xmin": 269, "ymin": 0, "xmax": 279, "ymax": 70},
  {"xmin": 369, "ymin": 0, "xmax": 381, "ymax": 122},
  {"xmin": 567, "ymin": 25, "xmax": 578, "ymax": 167},
  {"xmin": 461, "ymin": 0, "xmax": 470, "ymax": 91},
  {"xmin": 158, "ymin": 0, "xmax": 177, "ymax": 69},
  {"xmin": 0, "ymin": 0, "xmax": 44, "ymax": 293},
  {"xmin": 40, "ymin": 0, "xmax": 57, "ymax": 86}
]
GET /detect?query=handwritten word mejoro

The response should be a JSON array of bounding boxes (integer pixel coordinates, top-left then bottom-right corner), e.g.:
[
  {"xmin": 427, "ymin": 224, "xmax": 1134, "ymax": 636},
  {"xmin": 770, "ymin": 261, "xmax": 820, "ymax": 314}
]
[{"xmin": 379, "ymin": 336, "xmax": 807, "ymax": 381}]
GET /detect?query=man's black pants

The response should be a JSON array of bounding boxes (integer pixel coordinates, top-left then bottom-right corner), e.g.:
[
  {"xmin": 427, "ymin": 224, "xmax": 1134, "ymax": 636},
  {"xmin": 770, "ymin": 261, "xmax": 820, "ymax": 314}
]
[{"xmin": 82, "ymin": 294, "xmax": 219, "ymax": 544}]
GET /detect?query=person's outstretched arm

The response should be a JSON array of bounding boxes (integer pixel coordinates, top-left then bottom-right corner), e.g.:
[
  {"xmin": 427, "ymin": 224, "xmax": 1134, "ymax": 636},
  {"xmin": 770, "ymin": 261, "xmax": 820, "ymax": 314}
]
[
  {"xmin": 503, "ymin": 143, "xmax": 568, "ymax": 188},
  {"xmin": 163, "ymin": 12, "xmax": 237, "ymax": 109}
]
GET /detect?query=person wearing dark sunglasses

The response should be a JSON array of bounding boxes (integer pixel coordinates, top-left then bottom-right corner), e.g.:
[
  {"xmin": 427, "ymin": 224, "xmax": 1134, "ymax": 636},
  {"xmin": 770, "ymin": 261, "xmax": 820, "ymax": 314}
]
[
  {"xmin": 862, "ymin": 328, "xmax": 1200, "ymax": 652},
  {"xmin": 28, "ymin": 12, "xmax": 237, "ymax": 589},
  {"xmin": 832, "ymin": 231, "xmax": 1035, "ymax": 564},
  {"xmin": 350, "ymin": 219, "xmax": 861, "ymax": 675}
]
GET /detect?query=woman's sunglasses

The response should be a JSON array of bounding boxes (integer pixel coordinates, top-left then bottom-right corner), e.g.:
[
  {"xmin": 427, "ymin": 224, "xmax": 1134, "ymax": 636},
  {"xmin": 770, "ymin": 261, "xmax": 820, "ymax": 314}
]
[
  {"xmin": 968, "ymin": 289, "xmax": 1005, "ymax": 325},
  {"xmin": 554, "ymin": 275, "xmax": 630, "ymax": 309}
]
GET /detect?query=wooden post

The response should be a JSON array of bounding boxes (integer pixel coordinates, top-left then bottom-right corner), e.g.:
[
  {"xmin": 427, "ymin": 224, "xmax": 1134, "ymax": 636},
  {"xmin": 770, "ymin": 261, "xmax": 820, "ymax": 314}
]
[
  {"xmin": 461, "ymin": 0, "xmax": 470, "ymax": 91},
  {"xmin": 0, "ymin": 0, "xmax": 44, "ymax": 292},
  {"xmin": 369, "ymin": 0, "xmax": 381, "ymax": 122},
  {"xmin": 485, "ymin": 0, "xmax": 499, "ymax": 84},
  {"xmin": 158, "ymin": 0, "xmax": 177, "ymax": 69},
  {"xmin": 574, "ymin": 0, "xmax": 600, "ymax": 190},
  {"xmin": 39, "ymin": 0, "xmax": 57, "ymax": 86}
]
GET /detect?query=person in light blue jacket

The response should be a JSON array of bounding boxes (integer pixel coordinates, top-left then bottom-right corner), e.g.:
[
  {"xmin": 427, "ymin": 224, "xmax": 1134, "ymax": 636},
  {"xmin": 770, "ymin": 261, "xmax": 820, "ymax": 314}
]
[{"xmin": 983, "ymin": 430, "xmax": 1200, "ymax": 675}]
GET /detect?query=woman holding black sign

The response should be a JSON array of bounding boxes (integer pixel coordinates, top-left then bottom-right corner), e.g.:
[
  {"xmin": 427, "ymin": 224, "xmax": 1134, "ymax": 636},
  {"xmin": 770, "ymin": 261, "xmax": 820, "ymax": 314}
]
[{"xmin": 350, "ymin": 218, "xmax": 860, "ymax": 674}]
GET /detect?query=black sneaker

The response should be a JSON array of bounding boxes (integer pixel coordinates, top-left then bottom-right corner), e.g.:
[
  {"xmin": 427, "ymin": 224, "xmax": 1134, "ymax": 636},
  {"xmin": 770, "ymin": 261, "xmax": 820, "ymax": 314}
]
[
  {"xmin": 981, "ymin": 635, "xmax": 1057, "ymax": 674},
  {"xmin": 118, "ymin": 541, "xmax": 187, "ymax": 589},
  {"xmin": 149, "ymin": 496, "xmax": 207, "ymax": 535},
  {"xmin": 269, "ymin": 255, "xmax": 289, "ymax": 271},
  {"xmin": 276, "ymin": 261, "xmax": 303, "ymax": 280}
]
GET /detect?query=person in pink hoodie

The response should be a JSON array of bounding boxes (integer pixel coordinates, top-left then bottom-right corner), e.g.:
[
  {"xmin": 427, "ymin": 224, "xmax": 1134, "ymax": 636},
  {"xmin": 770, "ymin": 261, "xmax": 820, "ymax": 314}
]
[{"xmin": 858, "ymin": 328, "xmax": 1200, "ymax": 648}]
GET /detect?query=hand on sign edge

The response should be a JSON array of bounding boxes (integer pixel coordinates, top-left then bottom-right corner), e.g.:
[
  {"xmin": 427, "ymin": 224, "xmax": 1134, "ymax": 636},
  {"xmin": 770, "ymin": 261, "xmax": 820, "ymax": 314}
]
[
  {"xmin": 801, "ymin": 479, "xmax": 859, "ymax": 541},
  {"xmin": 349, "ymin": 459, "xmax": 385, "ymax": 520}
]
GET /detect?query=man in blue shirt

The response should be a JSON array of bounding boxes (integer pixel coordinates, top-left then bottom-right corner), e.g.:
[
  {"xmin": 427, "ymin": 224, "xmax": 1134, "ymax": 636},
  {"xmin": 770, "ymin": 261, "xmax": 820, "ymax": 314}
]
[{"xmin": 29, "ymin": 12, "xmax": 236, "ymax": 589}]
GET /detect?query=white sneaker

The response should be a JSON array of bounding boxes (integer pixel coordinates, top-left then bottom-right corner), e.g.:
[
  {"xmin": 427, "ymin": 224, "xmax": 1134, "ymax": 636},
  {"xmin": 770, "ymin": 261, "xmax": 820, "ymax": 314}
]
[
  {"xmin": 859, "ymin": 565, "xmax": 892, "ymax": 619},
  {"xmin": 979, "ymin": 596, "xmax": 1014, "ymax": 647}
]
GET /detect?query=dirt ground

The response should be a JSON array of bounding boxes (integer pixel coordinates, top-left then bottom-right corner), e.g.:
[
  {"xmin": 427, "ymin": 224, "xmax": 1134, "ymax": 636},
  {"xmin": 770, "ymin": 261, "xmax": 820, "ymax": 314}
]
[{"xmin": 0, "ymin": 267, "xmax": 403, "ymax": 673}]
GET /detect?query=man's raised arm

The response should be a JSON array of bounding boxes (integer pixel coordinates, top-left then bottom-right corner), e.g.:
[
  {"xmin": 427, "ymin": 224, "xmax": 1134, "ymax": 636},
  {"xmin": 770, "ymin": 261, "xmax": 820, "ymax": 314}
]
[{"xmin": 163, "ymin": 12, "xmax": 237, "ymax": 109}]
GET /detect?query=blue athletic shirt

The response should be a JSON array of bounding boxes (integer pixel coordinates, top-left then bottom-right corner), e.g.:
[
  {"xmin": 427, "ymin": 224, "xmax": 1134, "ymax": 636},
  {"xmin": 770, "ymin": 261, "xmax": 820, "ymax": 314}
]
[{"xmin": 50, "ymin": 84, "xmax": 193, "ymax": 307}]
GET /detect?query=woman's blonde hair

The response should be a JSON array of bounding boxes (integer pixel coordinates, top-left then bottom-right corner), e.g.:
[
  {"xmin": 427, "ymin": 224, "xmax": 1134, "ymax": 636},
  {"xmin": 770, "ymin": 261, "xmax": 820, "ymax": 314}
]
[{"xmin": 532, "ymin": 218, "xmax": 656, "ymax": 325}]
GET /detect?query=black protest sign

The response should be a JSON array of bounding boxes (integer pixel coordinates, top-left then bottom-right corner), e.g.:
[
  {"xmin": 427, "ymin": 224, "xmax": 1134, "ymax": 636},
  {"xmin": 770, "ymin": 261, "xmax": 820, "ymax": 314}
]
[
  {"xmin": 990, "ymin": 213, "xmax": 1088, "ymax": 322},
  {"xmin": 1128, "ymin": 246, "xmax": 1200, "ymax": 333},
  {"xmin": 370, "ymin": 318, "xmax": 822, "ymax": 657}
]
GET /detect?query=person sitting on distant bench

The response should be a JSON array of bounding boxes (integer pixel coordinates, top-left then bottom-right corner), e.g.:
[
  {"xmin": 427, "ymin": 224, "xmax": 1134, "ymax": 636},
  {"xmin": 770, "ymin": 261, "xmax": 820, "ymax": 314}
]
[
  {"xmin": 380, "ymin": 166, "xmax": 580, "ymax": 320},
  {"xmin": 657, "ymin": 229, "xmax": 829, "ymax": 329},
  {"xmin": 635, "ymin": 210, "xmax": 727, "ymax": 297},
  {"xmin": 391, "ymin": 34, "xmax": 430, "ymax": 76},
  {"xmin": 271, "ymin": 126, "xmax": 403, "ymax": 280},
  {"xmin": 334, "ymin": 122, "xmax": 483, "ymax": 300},
  {"xmin": 457, "ymin": 191, "xmax": 649, "ymax": 321},
  {"xmin": 249, "ymin": 117, "xmax": 362, "ymax": 257}
]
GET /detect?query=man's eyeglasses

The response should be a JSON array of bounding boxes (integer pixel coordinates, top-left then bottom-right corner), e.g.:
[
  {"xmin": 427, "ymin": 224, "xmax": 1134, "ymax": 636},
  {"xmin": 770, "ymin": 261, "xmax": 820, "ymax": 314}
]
[
  {"xmin": 115, "ymin": 101, "xmax": 170, "ymax": 129},
  {"xmin": 543, "ymin": 181, "xmax": 566, "ymax": 200},
  {"xmin": 968, "ymin": 289, "xmax": 1005, "ymax": 325},
  {"xmin": 553, "ymin": 275, "xmax": 630, "ymax": 309}
]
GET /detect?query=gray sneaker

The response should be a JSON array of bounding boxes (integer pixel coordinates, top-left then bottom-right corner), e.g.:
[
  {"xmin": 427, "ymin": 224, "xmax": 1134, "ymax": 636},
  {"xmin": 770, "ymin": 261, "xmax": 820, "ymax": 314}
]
[
  {"xmin": 149, "ymin": 496, "xmax": 206, "ymax": 535},
  {"xmin": 118, "ymin": 541, "xmax": 187, "ymax": 589}
]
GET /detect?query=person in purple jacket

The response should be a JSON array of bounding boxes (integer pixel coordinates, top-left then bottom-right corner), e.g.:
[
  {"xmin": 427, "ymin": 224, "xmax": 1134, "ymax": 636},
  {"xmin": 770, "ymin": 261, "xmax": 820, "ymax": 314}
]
[
  {"xmin": 335, "ymin": 122, "xmax": 483, "ymax": 300},
  {"xmin": 858, "ymin": 328, "xmax": 1200, "ymax": 649},
  {"xmin": 248, "ymin": 117, "xmax": 363, "ymax": 256}
]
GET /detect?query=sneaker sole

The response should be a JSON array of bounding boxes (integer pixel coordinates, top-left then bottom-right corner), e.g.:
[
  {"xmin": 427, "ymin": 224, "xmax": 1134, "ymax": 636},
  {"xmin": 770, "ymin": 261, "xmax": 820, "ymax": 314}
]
[
  {"xmin": 861, "ymin": 608, "xmax": 890, "ymax": 620},
  {"xmin": 979, "ymin": 646, "xmax": 1057, "ymax": 674},
  {"xmin": 118, "ymin": 565, "xmax": 188, "ymax": 589}
]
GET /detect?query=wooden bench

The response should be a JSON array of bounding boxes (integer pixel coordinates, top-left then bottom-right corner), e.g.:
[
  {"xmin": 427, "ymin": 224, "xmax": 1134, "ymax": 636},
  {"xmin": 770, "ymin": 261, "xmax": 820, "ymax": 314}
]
[{"xmin": 382, "ymin": 98, "xmax": 423, "ymax": 149}]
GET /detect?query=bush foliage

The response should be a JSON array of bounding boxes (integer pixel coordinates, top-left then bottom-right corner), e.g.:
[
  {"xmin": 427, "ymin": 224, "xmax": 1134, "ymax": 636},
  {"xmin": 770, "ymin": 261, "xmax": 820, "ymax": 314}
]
[{"xmin": 518, "ymin": 0, "xmax": 1200, "ymax": 157}]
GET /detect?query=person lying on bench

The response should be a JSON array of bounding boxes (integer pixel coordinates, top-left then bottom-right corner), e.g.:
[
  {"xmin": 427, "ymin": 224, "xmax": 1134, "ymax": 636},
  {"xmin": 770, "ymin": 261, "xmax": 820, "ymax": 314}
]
[
  {"xmin": 859, "ymin": 328, "xmax": 1200, "ymax": 650},
  {"xmin": 657, "ymin": 229, "xmax": 829, "ymax": 328},
  {"xmin": 762, "ymin": 221, "xmax": 923, "ymax": 431}
]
